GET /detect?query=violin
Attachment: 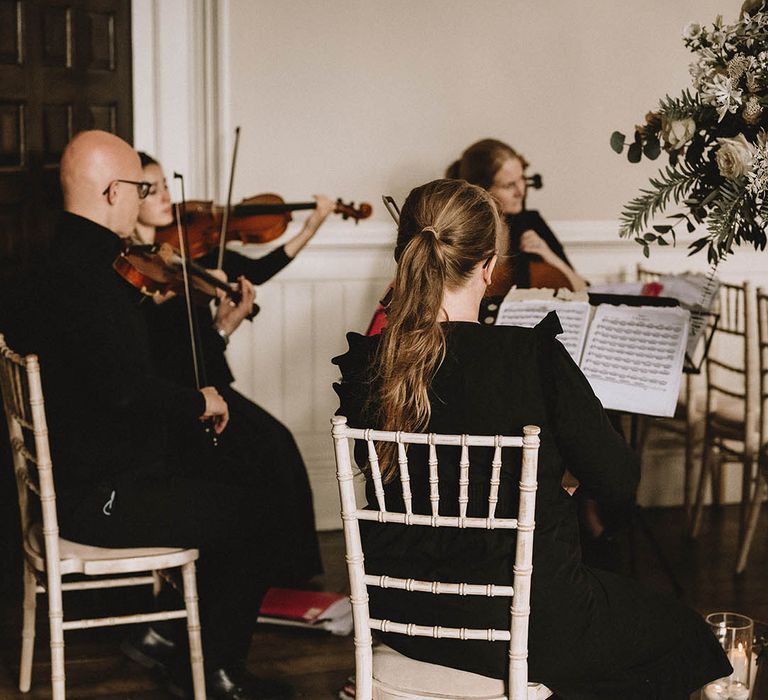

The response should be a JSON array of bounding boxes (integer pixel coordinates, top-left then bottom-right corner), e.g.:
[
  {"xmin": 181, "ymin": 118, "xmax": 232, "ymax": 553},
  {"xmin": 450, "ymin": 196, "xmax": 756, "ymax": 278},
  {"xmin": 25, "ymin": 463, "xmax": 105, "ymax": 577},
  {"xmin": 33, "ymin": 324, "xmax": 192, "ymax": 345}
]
[
  {"xmin": 155, "ymin": 194, "xmax": 373, "ymax": 260},
  {"xmin": 113, "ymin": 242, "xmax": 251, "ymax": 307}
]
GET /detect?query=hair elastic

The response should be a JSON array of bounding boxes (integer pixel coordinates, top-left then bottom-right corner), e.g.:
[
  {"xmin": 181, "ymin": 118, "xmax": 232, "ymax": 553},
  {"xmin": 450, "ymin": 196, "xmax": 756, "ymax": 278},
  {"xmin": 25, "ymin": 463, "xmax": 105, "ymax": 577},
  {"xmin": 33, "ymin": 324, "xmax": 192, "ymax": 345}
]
[{"xmin": 421, "ymin": 226, "xmax": 440, "ymax": 240}]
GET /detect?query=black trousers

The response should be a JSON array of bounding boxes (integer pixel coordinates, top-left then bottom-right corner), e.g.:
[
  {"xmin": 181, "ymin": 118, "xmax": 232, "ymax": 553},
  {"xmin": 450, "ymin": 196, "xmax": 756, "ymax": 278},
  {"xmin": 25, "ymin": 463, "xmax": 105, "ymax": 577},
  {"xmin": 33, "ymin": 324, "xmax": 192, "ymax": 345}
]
[
  {"xmin": 57, "ymin": 389, "xmax": 322, "ymax": 668},
  {"xmin": 58, "ymin": 462, "xmax": 279, "ymax": 668}
]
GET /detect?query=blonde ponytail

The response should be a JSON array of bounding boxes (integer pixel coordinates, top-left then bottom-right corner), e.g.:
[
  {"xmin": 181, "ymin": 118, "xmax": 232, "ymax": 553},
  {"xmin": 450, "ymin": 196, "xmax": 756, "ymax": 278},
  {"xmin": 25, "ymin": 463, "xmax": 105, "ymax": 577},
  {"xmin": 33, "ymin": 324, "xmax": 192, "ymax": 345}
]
[{"xmin": 373, "ymin": 179, "xmax": 499, "ymax": 480}]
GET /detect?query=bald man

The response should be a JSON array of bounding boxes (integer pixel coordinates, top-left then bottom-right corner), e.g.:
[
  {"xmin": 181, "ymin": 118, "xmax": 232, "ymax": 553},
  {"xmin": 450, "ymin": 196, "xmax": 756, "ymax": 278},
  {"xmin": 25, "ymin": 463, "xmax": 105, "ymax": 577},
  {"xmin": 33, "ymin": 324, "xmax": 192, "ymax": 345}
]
[{"xmin": 3, "ymin": 131, "xmax": 292, "ymax": 700}]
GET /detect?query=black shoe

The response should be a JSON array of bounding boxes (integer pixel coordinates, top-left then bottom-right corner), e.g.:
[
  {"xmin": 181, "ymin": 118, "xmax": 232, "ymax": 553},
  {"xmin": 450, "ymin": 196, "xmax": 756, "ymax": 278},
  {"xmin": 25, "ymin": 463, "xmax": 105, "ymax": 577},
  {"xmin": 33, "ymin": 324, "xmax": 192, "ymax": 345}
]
[
  {"xmin": 121, "ymin": 625, "xmax": 178, "ymax": 673},
  {"xmin": 167, "ymin": 665, "xmax": 294, "ymax": 700},
  {"xmin": 207, "ymin": 667, "xmax": 294, "ymax": 700}
]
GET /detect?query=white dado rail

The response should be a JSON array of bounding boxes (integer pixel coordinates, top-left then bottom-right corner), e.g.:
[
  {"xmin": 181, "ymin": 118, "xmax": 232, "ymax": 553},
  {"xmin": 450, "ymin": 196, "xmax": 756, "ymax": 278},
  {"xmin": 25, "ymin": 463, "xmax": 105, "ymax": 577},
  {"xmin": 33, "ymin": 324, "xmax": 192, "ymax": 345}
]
[{"xmin": 226, "ymin": 218, "xmax": 768, "ymax": 530}]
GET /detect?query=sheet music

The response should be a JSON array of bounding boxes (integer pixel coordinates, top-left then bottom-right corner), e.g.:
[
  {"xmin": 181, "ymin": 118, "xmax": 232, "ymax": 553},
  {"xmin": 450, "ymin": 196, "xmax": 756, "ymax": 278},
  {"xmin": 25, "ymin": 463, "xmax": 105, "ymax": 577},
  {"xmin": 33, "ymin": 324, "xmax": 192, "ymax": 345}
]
[
  {"xmin": 495, "ymin": 299, "xmax": 591, "ymax": 363},
  {"xmin": 656, "ymin": 274, "xmax": 720, "ymax": 358},
  {"xmin": 580, "ymin": 305, "xmax": 690, "ymax": 417}
]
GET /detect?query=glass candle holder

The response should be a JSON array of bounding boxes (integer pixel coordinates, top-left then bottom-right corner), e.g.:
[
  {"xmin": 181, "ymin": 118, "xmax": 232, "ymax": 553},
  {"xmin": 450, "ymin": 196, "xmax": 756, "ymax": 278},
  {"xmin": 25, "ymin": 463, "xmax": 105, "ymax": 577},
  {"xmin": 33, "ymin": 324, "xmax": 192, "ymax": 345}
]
[{"xmin": 702, "ymin": 612, "xmax": 753, "ymax": 700}]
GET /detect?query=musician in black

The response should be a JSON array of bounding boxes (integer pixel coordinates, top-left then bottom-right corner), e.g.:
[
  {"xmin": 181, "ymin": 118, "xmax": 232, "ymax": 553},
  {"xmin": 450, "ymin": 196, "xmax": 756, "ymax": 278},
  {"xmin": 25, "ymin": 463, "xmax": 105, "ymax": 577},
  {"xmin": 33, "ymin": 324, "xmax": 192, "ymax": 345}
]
[
  {"xmin": 446, "ymin": 138, "xmax": 587, "ymax": 292},
  {"xmin": 135, "ymin": 153, "xmax": 329, "ymax": 586},
  {"xmin": 4, "ymin": 130, "xmax": 293, "ymax": 700}
]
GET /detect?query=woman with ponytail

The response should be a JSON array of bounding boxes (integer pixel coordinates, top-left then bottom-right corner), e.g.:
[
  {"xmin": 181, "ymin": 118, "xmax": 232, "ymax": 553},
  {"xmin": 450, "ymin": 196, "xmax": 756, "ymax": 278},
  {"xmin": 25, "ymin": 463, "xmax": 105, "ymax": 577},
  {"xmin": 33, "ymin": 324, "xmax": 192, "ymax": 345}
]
[{"xmin": 333, "ymin": 179, "xmax": 729, "ymax": 699}]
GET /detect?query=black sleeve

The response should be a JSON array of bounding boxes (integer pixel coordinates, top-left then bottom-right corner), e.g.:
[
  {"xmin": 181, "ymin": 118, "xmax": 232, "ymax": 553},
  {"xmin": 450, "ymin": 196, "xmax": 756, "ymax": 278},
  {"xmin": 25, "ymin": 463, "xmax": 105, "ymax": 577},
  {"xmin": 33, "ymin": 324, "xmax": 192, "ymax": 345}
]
[
  {"xmin": 332, "ymin": 332, "xmax": 380, "ymax": 427},
  {"xmin": 528, "ymin": 211, "xmax": 572, "ymax": 268},
  {"xmin": 535, "ymin": 314, "xmax": 640, "ymax": 510},
  {"xmin": 214, "ymin": 247, "xmax": 292, "ymax": 285}
]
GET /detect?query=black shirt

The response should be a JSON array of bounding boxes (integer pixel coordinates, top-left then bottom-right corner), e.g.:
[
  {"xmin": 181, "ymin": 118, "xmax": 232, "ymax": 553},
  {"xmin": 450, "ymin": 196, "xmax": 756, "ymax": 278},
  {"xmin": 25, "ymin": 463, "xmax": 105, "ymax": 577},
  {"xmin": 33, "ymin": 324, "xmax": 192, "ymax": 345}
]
[
  {"xmin": 3, "ymin": 212, "xmax": 204, "ymax": 493},
  {"xmin": 332, "ymin": 317, "xmax": 730, "ymax": 698}
]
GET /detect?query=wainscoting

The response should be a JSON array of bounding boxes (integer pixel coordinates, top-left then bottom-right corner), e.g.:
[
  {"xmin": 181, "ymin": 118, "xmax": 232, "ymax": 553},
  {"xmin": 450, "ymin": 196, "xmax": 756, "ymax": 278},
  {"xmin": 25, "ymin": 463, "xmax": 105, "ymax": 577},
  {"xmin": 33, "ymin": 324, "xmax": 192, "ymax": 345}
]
[{"xmin": 226, "ymin": 219, "xmax": 768, "ymax": 530}]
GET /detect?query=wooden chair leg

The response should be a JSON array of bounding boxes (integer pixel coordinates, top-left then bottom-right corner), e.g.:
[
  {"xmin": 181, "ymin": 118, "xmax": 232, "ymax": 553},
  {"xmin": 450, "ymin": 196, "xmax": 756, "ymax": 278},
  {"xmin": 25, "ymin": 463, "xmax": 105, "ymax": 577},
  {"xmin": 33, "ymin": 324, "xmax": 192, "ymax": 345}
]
[
  {"xmin": 683, "ymin": 420, "xmax": 696, "ymax": 525},
  {"xmin": 736, "ymin": 476, "xmax": 766, "ymax": 574},
  {"xmin": 691, "ymin": 443, "xmax": 715, "ymax": 539},
  {"xmin": 19, "ymin": 562, "xmax": 37, "ymax": 692},
  {"xmin": 181, "ymin": 561, "xmax": 206, "ymax": 700},
  {"xmin": 152, "ymin": 570, "xmax": 162, "ymax": 599},
  {"xmin": 47, "ymin": 576, "xmax": 66, "ymax": 700},
  {"xmin": 712, "ymin": 449, "xmax": 724, "ymax": 508},
  {"xmin": 740, "ymin": 456, "xmax": 756, "ymax": 534}
]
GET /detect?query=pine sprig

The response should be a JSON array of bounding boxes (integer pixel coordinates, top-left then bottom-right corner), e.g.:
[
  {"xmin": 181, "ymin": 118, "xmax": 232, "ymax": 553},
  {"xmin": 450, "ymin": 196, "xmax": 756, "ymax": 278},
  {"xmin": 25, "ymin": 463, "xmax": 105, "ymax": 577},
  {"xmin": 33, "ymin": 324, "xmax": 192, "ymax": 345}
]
[
  {"xmin": 618, "ymin": 162, "xmax": 705, "ymax": 237},
  {"xmin": 705, "ymin": 178, "xmax": 750, "ymax": 259},
  {"xmin": 657, "ymin": 89, "xmax": 702, "ymax": 119}
]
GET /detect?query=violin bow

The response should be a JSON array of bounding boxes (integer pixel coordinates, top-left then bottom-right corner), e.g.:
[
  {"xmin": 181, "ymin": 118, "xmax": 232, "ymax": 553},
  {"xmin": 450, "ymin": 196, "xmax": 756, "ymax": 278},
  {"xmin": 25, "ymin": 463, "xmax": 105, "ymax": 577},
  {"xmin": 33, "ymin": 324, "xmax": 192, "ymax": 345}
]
[
  {"xmin": 382, "ymin": 195, "xmax": 401, "ymax": 225},
  {"xmin": 216, "ymin": 126, "xmax": 241, "ymax": 270},
  {"xmin": 174, "ymin": 172, "xmax": 216, "ymax": 445}
]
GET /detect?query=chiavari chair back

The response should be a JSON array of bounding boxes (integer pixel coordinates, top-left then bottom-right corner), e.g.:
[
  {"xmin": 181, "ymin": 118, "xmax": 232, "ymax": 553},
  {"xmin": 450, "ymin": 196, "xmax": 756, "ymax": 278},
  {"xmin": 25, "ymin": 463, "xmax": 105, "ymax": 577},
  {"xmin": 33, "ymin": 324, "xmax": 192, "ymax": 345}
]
[
  {"xmin": 736, "ymin": 288, "xmax": 768, "ymax": 572},
  {"xmin": 331, "ymin": 416, "xmax": 552, "ymax": 700},
  {"xmin": 690, "ymin": 280, "xmax": 760, "ymax": 561}
]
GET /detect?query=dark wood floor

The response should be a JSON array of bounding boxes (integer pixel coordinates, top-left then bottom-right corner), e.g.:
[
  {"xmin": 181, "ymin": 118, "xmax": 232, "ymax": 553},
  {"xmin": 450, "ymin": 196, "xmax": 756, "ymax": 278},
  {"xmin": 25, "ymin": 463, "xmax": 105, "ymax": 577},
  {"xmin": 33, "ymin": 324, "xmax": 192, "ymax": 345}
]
[{"xmin": 0, "ymin": 505, "xmax": 766, "ymax": 699}]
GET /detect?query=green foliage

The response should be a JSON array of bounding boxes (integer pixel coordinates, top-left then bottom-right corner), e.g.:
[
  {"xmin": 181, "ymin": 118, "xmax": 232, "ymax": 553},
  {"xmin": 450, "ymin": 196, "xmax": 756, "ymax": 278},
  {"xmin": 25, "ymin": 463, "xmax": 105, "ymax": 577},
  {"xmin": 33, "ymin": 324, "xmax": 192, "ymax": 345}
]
[
  {"xmin": 706, "ymin": 178, "xmax": 750, "ymax": 258},
  {"xmin": 643, "ymin": 137, "xmax": 661, "ymax": 160},
  {"xmin": 657, "ymin": 89, "xmax": 702, "ymax": 119},
  {"xmin": 618, "ymin": 162, "xmax": 704, "ymax": 237},
  {"xmin": 610, "ymin": 132, "xmax": 626, "ymax": 153}
]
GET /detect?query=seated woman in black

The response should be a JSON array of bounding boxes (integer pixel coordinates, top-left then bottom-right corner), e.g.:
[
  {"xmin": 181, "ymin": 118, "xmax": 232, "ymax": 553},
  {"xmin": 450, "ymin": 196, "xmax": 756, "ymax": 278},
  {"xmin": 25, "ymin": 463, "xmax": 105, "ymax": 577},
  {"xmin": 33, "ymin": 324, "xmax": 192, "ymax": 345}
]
[
  {"xmin": 332, "ymin": 178, "xmax": 729, "ymax": 699},
  {"xmin": 134, "ymin": 152, "xmax": 330, "ymax": 585},
  {"xmin": 447, "ymin": 138, "xmax": 587, "ymax": 292}
]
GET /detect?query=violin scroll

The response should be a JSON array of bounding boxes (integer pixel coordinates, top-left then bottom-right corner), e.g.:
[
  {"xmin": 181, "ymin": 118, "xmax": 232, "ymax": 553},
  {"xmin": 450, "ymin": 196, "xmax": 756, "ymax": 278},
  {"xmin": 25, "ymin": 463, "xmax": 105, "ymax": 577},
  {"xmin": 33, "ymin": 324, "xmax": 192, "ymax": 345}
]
[{"xmin": 334, "ymin": 199, "xmax": 373, "ymax": 223}]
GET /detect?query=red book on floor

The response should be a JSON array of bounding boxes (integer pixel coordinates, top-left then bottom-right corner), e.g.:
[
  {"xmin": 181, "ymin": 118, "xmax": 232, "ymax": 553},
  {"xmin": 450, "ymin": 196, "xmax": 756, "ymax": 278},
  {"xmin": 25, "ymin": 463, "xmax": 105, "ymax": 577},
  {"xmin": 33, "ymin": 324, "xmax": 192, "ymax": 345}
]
[{"xmin": 257, "ymin": 587, "xmax": 352, "ymax": 635}]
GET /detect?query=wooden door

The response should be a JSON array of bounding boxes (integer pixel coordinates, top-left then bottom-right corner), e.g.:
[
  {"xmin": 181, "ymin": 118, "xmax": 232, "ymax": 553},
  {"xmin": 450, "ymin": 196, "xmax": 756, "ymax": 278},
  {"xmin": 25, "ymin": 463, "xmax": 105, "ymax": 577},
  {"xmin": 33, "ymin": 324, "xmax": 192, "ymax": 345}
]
[
  {"xmin": 0, "ymin": 0, "xmax": 133, "ymax": 595},
  {"xmin": 0, "ymin": 0, "xmax": 133, "ymax": 285}
]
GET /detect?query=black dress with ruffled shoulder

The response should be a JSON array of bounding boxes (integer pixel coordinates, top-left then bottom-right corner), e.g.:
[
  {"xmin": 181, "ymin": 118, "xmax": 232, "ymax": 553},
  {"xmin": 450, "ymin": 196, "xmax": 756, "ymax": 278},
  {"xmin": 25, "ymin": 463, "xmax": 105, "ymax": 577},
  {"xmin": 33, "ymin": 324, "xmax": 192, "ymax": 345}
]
[{"xmin": 332, "ymin": 314, "xmax": 730, "ymax": 700}]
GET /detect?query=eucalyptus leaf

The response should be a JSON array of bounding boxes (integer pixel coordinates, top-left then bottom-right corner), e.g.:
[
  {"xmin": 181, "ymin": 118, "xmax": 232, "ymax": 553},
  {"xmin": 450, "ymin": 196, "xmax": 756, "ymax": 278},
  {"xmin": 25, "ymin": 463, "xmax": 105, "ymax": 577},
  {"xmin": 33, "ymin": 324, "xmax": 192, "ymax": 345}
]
[
  {"xmin": 643, "ymin": 138, "xmax": 661, "ymax": 160},
  {"xmin": 610, "ymin": 132, "xmax": 626, "ymax": 153},
  {"xmin": 643, "ymin": 233, "xmax": 657, "ymax": 241},
  {"xmin": 628, "ymin": 143, "xmax": 642, "ymax": 163},
  {"xmin": 653, "ymin": 225, "xmax": 672, "ymax": 233},
  {"xmin": 643, "ymin": 245, "xmax": 650, "ymax": 258},
  {"xmin": 657, "ymin": 237, "xmax": 670, "ymax": 246},
  {"xmin": 687, "ymin": 221, "xmax": 696, "ymax": 233}
]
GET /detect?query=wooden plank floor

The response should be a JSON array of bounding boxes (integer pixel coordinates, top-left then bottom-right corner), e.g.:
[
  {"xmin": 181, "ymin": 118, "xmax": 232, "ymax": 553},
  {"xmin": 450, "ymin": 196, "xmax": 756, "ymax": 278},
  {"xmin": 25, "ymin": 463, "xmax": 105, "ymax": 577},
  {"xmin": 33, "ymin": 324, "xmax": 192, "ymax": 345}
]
[{"xmin": 0, "ymin": 506, "xmax": 765, "ymax": 699}]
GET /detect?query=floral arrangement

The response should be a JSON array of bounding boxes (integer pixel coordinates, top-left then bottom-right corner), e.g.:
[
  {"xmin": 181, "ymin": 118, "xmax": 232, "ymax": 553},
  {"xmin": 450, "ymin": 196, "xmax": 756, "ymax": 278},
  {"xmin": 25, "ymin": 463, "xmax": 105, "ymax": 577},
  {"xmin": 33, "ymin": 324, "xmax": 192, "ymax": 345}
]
[{"xmin": 611, "ymin": 1, "xmax": 768, "ymax": 262}]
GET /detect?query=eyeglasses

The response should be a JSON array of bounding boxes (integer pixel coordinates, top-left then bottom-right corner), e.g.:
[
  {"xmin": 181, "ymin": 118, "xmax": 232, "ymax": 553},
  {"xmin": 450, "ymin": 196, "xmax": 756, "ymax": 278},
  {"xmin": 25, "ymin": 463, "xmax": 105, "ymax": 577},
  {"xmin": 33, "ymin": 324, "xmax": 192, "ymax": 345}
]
[{"xmin": 102, "ymin": 179, "xmax": 153, "ymax": 199}]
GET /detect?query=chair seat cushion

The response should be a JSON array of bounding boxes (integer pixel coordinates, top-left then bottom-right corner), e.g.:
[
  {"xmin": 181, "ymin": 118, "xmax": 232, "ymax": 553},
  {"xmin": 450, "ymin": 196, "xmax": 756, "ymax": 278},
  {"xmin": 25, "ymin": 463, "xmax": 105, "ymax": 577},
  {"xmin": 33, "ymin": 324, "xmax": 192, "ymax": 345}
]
[
  {"xmin": 372, "ymin": 644, "xmax": 550, "ymax": 700},
  {"xmin": 25, "ymin": 523, "xmax": 198, "ymax": 576}
]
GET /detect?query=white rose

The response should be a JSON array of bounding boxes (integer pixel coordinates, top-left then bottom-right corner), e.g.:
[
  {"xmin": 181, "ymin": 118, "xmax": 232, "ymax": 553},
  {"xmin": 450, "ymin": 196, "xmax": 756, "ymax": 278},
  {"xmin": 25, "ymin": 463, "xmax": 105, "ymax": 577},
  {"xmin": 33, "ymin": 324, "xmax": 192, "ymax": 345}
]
[
  {"xmin": 683, "ymin": 22, "xmax": 702, "ymax": 40},
  {"xmin": 716, "ymin": 134, "xmax": 756, "ymax": 178},
  {"xmin": 661, "ymin": 117, "xmax": 697, "ymax": 150}
]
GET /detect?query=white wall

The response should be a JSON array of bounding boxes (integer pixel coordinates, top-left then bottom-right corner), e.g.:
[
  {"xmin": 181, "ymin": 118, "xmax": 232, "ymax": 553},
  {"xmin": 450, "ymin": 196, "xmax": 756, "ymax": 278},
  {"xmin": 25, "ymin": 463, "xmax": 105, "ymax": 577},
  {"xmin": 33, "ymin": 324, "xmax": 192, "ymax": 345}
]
[{"xmin": 224, "ymin": 0, "xmax": 726, "ymax": 220}]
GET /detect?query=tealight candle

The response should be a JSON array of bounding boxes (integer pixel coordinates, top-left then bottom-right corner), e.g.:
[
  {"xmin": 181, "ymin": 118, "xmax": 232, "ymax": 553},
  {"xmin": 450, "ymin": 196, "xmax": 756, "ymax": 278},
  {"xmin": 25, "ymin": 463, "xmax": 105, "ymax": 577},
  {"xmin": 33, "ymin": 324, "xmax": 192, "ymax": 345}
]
[
  {"xmin": 728, "ymin": 642, "xmax": 749, "ymax": 684},
  {"xmin": 702, "ymin": 681, "xmax": 727, "ymax": 699},
  {"xmin": 727, "ymin": 681, "xmax": 750, "ymax": 700}
]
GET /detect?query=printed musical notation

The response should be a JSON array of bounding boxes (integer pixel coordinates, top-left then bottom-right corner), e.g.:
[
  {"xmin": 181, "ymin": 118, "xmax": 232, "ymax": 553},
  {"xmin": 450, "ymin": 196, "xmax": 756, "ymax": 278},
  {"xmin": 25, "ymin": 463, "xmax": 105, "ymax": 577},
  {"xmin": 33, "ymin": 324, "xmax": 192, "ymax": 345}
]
[
  {"xmin": 495, "ymin": 296, "xmax": 690, "ymax": 417},
  {"xmin": 496, "ymin": 299, "xmax": 590, "ymax": 362},
  {"xmin": 581, "ymin": 306, "xmax": 689, "ymax": 417}
]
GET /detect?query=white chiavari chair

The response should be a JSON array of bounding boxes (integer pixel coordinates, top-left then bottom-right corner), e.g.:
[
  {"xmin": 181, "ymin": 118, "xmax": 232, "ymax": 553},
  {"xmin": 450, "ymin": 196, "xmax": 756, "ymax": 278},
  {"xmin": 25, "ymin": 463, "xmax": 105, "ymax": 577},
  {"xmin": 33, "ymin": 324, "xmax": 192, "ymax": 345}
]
[
  {"xmin": 0, "ymin": 334, "xmax": 206, "ymax": 700},
  {"xmin": 736, "ymin": 288, "xmax": 768, "ymax": 573},
  {"xmin": 331, "ymin": 416, "xmax": 552, "ymax": 700},
  {"xmin": 635, "ymin": 264, "xmax": 706, "ymax": 524},
  {"xmin": 690, "ymin": 280, "xmax": 760, "ymax": 552}
]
